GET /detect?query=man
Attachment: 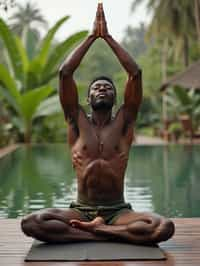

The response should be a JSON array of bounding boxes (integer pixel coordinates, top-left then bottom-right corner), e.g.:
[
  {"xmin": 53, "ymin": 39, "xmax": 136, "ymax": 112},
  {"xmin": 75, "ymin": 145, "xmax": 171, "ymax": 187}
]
[{"xmin": 21, "ymin": 4, "xmax": 174, "ymax": 244}]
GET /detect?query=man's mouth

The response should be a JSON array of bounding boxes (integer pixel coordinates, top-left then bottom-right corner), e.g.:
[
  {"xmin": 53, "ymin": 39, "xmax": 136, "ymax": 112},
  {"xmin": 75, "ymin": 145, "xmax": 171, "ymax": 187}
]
[{"xmin": 97, "ymin": 94, "xmax": 106, "ymax": 98}]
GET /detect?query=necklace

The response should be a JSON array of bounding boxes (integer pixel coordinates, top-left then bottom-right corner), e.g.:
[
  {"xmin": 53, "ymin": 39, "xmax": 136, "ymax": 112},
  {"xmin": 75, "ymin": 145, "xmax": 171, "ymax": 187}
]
[
  {"xmin": 91, "ymin": 116, "xmax": 110, "ymax": 154},
  {"xmin": 97, "ymin": 132, "xmax": 104, "ymax": 153}
]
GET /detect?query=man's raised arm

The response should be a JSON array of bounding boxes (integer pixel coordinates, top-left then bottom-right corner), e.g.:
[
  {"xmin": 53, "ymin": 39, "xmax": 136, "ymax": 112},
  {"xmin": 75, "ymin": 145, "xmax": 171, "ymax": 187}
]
[
  {"xmin": 59, "ymin": 7, "xmax": 101, "ymax": 121},
  {"xmin": 98, "ymin": 4, "xmax": 142, "ymax": 121}
]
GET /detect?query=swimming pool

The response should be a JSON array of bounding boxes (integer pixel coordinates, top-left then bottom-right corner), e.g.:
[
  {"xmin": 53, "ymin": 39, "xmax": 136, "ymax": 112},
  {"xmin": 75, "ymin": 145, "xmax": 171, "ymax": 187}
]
[{"xmin": 0, "ymin": 144, "xmax": 199, "ymax": 218}]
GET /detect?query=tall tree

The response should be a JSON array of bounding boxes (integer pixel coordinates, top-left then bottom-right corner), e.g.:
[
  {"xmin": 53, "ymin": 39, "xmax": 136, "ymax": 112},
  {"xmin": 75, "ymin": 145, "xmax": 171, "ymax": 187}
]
[
  {"xmin": 122, "ymin": 23, "xmax": 147, "ymax": 59},
  {"xmin": 0, "ymin": 0, "xmax": 15, "ymax": 11},
  {"xmin": 9, "ymin": 2, "xmax": 48, "ymax": 51},
  {"xmin": 194, "ymin": 0, "xmax": 200, "ymax": 42},
  {"xmin": 131, "ymin": 0, "xmax": 196, "ymax": 68}
]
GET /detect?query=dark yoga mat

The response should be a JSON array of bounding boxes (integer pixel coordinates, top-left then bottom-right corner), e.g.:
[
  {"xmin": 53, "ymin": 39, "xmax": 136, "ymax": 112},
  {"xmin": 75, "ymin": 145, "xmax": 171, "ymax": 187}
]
[{"xmin": 25, "ymin": 241, "xmax": 166, "ymax": 261}]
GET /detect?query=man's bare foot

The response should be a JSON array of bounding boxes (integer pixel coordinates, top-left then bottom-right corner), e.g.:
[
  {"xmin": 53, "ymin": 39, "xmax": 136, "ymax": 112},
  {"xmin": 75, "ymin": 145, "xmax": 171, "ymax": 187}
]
[{"xmin": 69, "ymin": 216, "xmax": 105, "ymax": 233}]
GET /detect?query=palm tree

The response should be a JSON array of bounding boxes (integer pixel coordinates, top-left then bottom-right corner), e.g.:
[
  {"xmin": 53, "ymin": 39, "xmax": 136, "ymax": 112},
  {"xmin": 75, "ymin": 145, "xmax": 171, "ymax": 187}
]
[
  {"xmin": 131, "ymin": 0, "xmax": 196, "ymax": 68},
  {"xmin": 9, "ymin": 2, "xmax": 48, "ymax": 50},
  {"xmin": 194, "ymin": 0, "xmax": 200, "ymax": 42},
  {"xmin": 122, "ymin": 23, "xmax": 147, "ymax": 58},
  {"xmin": 0, "ymin": 0, "xmax": 15, "ymax": 11},
  {"xmin": 131, "ymin": 0, "xmax": 198, "ymax": 127}
]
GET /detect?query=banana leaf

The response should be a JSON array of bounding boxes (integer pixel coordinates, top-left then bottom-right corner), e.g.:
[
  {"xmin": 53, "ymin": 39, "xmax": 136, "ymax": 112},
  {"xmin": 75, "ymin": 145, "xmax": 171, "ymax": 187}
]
[
  {"xmin": 0, "ymin": 18, "xmax": 24, "ymax": 82},
  {"xmin": 0, "ymin": 86, "xmax": 20, "ymax": 114},
  {"xmin": 42, "ymin": 31, "xmax": 88, "ymax": 82},
  {"xmin": 19, "ymin": 85, "xmax": 53, "ymax": 122},
  {"xmin": 35, "ymin": 95, "xmax": 62, "ymax": 118},
  {"xmin": 15, "ymin": 36, "xmax": 29, "ymax": 75},
  {"xmin": 173, "ymin": 86, "xmax": 192, "ymax": 106},
  {"xmin": 0, "ymin": 64, "xmax": 20, "ymax": 101},
  {"xmin": 26, "ymin": 16, "xmax": 73, "ymax": 89},
  {"xmin": 34, "ymin": 16, "xmax": 70, "ymax": 67},
  {"xmin": 26, "ymin": 61, "xmax": 42, "ymax": 90}
]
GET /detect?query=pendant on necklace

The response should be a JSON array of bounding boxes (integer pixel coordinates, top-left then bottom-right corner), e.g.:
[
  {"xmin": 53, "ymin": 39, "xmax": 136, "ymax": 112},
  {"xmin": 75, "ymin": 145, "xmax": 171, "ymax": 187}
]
[{"xmin": 99, "ymin": 141, "xmax": 104, "ymax": 153}]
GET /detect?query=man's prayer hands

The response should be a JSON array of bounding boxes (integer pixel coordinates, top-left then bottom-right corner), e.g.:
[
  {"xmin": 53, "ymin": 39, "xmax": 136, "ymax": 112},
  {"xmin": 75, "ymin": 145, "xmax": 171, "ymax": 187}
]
[{"xmin": 91, "ymin": 3, "xmax": 109, "ymax": 39}]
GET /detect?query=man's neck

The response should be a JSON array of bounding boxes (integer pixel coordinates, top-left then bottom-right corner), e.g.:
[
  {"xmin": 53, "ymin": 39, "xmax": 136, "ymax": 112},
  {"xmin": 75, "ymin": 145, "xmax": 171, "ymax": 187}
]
[{"xmin": 91, "ymin": 109, "xmax": 112, "ymax": 127}]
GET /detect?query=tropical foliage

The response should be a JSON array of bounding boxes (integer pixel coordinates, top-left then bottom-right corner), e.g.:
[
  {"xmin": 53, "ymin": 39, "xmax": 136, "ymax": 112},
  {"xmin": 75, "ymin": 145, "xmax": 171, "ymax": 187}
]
[
  {"xmin": 128, "ymin": 0, "xmax": 200, "ymax": 137},
  {"xmin": 0, "ymin": 0, "xmax": 15, "ymax": 11},
  {"xmin": 0, "ymin": 1, "xmax": 199, "ymax": 145},
  {"xmin": 122, "ymin": 23, "xmax": 147, "ymax": 58},
  {"xmin": 9, "ymin": 2, "xmax": 48, "ymax": 58},
  {"xmin": 166, "ymin": 87, "xmax": 200, "ymax": 129},
  {"xmin": 9, "ymin": 2, "xmax": 48, "ymax": 37},
  {"xmin": 131, "ymin": 0, "xmax": 200, "ymax": 70},
  {"xmin": 0, "ymin": 16, "xmax": 87, "ymax": 143}
]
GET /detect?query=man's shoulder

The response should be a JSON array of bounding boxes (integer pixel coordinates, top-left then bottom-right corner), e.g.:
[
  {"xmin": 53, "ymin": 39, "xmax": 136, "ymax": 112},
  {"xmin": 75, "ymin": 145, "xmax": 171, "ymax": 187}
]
[
  {"xmin": 113, "ymin": 105, "xmax": 135, "ymax": 133},
  {"xmin": 112, "ymin": 104, "xmax": 127, "ymax": 120}
]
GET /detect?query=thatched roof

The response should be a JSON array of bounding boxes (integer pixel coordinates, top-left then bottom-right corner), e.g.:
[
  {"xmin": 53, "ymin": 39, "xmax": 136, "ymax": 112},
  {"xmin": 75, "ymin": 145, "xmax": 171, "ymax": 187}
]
[{"xmin": 160, "ymin": 60, "xmax": 200, "ymax": 91}]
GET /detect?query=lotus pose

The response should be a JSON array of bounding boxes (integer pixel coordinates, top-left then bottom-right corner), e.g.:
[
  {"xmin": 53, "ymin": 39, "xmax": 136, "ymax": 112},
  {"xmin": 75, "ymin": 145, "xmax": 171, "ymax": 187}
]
[{"xmin": 21, "ymin": 4, "xmax": 175, "ymax": 245}]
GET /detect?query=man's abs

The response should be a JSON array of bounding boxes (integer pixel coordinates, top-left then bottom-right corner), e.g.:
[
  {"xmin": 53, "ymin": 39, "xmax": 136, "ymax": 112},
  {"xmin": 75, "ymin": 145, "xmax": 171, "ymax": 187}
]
[{"xmin": 75, "ymin": 156, "xmax": 126, "ymax": 205}]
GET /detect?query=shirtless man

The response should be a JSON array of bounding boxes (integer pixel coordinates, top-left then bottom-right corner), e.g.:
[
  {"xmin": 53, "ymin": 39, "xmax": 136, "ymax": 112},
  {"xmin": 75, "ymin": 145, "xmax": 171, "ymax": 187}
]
[{"xmin": 21, "ymin": 4, "xmax": 175, "ymax": 245}]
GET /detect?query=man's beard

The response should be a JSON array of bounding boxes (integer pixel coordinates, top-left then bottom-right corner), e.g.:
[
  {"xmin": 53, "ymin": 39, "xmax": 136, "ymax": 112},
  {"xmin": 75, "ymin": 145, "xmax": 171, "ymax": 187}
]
[{"xmin": 91, "ymin": 99, "xmax": 113, "ymax": 111}]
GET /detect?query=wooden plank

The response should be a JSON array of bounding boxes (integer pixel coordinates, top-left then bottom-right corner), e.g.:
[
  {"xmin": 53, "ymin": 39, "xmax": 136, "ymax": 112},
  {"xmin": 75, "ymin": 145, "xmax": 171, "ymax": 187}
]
[{"xmin": 0, "ymin": 218, "xmax": 200, "ymax": 266}]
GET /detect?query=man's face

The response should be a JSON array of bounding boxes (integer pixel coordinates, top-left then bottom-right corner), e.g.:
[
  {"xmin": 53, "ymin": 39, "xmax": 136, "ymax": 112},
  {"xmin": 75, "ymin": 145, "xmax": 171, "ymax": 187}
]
[{"xmin": 88, "ymin": 80, "xmax": 116, "ymax": 111}]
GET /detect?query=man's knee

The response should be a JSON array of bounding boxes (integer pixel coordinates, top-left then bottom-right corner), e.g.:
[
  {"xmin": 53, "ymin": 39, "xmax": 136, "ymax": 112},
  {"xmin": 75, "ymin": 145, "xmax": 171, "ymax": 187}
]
[
  {"xmin": 21, "ymin": 209, "xmax": 58, "ymax": 235},
  {"xmin": 21, "ymin": 214, "xmax": 38, "ymax": 237},
  {"xmin": 164, "ymin": 219, "xmax": 175, "ymax": 239},
  {"xmin": 156, "ymin": 218, "xmax": 175, "ymax": 243}
]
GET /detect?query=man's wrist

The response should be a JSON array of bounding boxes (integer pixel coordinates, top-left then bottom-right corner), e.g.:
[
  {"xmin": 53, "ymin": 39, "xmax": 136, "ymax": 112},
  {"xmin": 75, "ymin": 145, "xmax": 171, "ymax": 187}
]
[
  {"xmin": 102, "ymin": 33, "xmax": 112, "ymax": 40},
  {"xmin": 88, "ymin": 33, "xmax": 98, "ymax": 41}
]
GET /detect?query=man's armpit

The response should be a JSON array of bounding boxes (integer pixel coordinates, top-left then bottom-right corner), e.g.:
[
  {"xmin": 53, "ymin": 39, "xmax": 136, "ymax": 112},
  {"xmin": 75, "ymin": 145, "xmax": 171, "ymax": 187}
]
[
  {"xmin": 122, "ymin": 106, "xmax": 136, "ymax": 135},
  {"xmin": 67, "ymin": 115, "xmax": 79, "ymax": 137}
]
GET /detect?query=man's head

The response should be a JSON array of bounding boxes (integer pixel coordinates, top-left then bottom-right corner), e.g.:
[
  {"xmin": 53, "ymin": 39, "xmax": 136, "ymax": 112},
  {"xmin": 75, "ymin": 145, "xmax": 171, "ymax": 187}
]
[{"xmin": 87, "ymin": 76, "xmax": 116, "ymax": 111}]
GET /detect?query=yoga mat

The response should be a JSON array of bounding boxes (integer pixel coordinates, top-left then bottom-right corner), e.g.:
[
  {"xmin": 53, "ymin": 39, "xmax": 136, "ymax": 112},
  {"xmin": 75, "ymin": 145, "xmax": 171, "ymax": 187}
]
[{"xmin": 25, "ymin": 241, "xmax": 166, "ymax": 261}]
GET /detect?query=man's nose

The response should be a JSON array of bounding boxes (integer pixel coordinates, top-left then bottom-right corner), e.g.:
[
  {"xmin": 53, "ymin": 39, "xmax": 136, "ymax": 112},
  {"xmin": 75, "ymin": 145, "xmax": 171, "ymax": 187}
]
[{"xmin": 99, "ymin": 86, "xmax": 106, "ymax": 91}]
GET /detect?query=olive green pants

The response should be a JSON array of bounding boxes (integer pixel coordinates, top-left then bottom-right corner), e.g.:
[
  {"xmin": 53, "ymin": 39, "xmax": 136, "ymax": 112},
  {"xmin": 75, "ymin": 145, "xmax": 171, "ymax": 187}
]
[{"xmin": 69, "ymin": 201, "xmax": 132, "ymax": 225}]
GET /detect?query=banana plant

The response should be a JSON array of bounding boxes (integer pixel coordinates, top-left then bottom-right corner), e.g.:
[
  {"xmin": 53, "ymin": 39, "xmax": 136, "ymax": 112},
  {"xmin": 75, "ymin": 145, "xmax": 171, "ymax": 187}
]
[
  {"xmin": 166, "ymin": 86, "xmax": 200, "ymax": 131},
  {"xmin": 0, "ymin": 17, "xmax": 88, "ymax": 142}
]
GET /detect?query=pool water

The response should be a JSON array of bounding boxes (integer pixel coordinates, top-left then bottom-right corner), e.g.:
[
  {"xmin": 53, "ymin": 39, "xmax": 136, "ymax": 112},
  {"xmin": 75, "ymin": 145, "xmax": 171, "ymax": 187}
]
[{"xmin": 0, "ymin": 144, "xmax": 199, "ymax": 218}]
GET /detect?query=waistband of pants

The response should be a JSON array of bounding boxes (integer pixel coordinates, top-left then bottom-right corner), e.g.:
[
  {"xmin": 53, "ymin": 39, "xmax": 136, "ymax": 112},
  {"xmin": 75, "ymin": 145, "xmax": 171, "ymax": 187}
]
[{"xmin": 69, "ymin": 201, "xmax": 132, "ymax": 211}]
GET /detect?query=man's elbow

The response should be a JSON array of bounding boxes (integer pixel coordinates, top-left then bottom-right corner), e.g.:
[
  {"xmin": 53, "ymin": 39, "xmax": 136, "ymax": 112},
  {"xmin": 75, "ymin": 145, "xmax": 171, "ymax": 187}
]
[
  {"xmin": 127, "ymin": 66, "xmax": 141, "ymax": 79},
  {"xmin": 59, "ymin": 64, "xmax": 73, "ymax": 77},
  {"xmin": 133, "ymin": 67, "xmax": 142, "ymax": 77}
]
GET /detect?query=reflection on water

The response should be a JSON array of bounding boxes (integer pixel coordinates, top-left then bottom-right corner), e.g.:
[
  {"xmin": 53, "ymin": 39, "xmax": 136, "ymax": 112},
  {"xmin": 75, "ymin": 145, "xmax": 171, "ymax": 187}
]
[{"xmin": 0, "ymin": 144, "xmax": 199, "ymax": 218}]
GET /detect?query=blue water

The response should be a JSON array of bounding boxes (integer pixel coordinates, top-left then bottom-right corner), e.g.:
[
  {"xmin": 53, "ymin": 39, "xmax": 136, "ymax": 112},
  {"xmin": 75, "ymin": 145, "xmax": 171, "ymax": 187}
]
[{"xmin": 0, "ymin": 144, "xmax": 199, "ymax": 218}]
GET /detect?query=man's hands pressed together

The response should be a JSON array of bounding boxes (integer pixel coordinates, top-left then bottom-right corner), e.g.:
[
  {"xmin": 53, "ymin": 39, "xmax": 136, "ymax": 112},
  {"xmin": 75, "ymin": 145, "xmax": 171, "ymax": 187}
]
[{"xmin": 92, "ymin": 3, "xmax": 109, "ymax": 39}]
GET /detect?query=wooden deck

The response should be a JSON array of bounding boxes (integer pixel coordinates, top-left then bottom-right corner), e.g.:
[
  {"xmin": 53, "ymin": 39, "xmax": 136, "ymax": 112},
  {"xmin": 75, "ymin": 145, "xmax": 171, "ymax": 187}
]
[{"xmin": 0, "ymin": 218, "xmax": 200, "ymax": 266}]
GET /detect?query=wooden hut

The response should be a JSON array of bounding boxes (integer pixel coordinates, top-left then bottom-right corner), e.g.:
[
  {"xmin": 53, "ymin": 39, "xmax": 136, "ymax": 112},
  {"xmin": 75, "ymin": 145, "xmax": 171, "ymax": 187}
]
[{"xmin": 159, "ymin": 60, "xmax": 200, "ymax": 141}]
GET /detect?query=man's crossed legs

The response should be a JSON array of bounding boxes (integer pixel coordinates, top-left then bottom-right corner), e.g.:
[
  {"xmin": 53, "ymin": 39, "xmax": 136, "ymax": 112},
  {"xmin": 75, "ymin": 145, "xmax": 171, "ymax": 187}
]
[{"xmin": 21, "ymin": 203, "xmax": 175, "ymax": 245}]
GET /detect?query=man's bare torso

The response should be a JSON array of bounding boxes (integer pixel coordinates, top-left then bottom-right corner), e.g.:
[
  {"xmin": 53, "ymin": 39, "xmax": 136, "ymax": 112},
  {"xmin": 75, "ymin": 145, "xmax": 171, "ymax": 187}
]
[{"xmin": 68, "ymin": 106, "xmax": 134, "ymax": 205}]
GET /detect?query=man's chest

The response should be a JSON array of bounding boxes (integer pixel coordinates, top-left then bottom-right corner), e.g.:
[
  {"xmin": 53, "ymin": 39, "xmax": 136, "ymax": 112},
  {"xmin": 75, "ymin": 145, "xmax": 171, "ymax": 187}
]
[
  {"xmin": 69, "ymin": 123, "xmax": 133, "ymax": 160},
  {"xmin": 68, "ymin": 107, "xmax": 134, "ymax": 158}
]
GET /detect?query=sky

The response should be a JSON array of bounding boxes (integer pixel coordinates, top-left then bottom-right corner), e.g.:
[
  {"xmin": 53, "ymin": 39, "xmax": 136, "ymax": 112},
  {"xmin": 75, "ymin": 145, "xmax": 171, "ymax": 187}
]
[{"xmin": 2, "ymin": 0, "xmax": 149, "ymax": 41}]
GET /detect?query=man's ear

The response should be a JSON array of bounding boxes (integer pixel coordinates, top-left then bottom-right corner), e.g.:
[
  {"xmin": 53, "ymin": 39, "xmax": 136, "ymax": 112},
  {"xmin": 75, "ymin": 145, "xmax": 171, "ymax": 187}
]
[{"xmin": 87, "ymin": 96, "xmax": 91, "ymax": 104}]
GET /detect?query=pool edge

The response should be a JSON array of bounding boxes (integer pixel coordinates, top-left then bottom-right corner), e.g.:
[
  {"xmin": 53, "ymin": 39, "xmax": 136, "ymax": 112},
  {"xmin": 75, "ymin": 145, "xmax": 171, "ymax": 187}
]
[{"xmin": 0, "ymin": 144, "xmax": 19, "ymax": 159}]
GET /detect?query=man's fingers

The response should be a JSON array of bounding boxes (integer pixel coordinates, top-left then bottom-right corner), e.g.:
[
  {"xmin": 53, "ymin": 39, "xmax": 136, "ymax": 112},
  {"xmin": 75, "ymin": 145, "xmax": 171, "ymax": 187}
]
[
  {"xmin": 96, "ymin": 3, "xmax": 101, "ymax": 19},
  {"xmin": 96, "ymin": 3, "xmax": 105, "ymax": 22},
  {"xmin": 99, "ymin": 3, "xmax": 106, "ymax": 20}
]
